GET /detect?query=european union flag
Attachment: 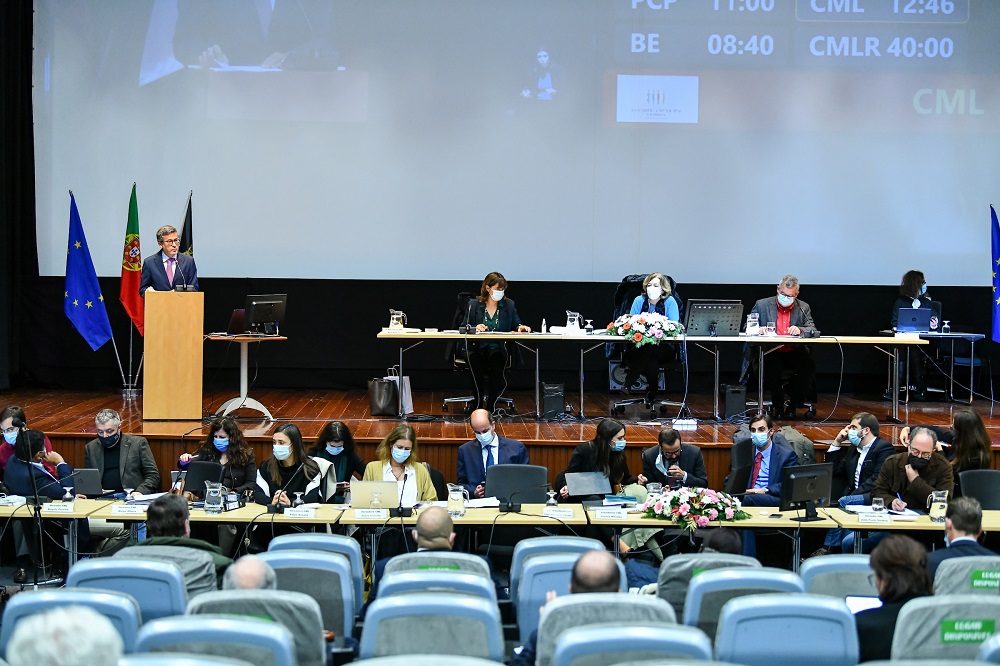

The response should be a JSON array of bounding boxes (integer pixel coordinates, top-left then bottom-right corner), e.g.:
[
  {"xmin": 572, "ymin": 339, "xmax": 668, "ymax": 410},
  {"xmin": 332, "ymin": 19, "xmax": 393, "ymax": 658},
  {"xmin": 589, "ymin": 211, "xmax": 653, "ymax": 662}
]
[
  {"xmin": 993, "ymin": 205, "xmax": 1000, "ymax": 343},
  {"xmin": 65, "ymin": 192, "xmax": 113, "ymax": 351}
]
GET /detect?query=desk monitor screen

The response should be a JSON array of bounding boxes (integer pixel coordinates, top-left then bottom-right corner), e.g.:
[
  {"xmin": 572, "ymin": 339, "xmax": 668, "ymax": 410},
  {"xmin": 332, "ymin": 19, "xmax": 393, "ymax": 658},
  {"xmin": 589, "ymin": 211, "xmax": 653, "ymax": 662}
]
[
  {"xmin": 779, "ymin": 462, "xmax": 833, "ymax": 521},
  {"xmin": 246, "ymin": 294, "xmax": 287, "ymax": 334},
  {"xmin": 684, "ymin": 300, "xmax": 744, "ymax": 337},
  {"xmin": 350, "ymin": 480, "xmax": 399, "ymax": 509}
]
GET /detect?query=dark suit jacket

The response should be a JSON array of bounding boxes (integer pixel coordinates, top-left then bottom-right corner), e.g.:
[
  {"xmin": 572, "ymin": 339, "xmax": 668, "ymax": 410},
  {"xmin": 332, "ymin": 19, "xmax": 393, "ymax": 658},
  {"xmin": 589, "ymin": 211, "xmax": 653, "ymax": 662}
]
[
  {"xmin": 4, "ymin": 458, "xmax": 75, "ymax": 500},
  {"xmin": 140, "ymin": 250, "xmax": 199, "ymax": 295},
  {"xmin": 927, "ymin": 538, "xmax": 998, "ymax": 578},
  {"xmin": 749, "ymin": 296, "xmax": 816, "ymax": 335},
  {"xmin": 872, "ymin": 451, "xmax": 954, "ymax": 509},
  {"xmin": 828, "ymin": 436, "xmax": 895, "ymax": 501},
  {"xmin": 641, "ymin": 443, "xmax": 708, "ymax": 488},
  {"xmin": 752, "ymin": 441, "xmax": 799, "ymax": 497},
  {"xmin": 84, "ymin": 434, "xmax": 162, "ymax": 495},
  {"xmin": 855, "ymin": 595, "xmax": 927, "ymax": 662},
  {"xmin": 468, "ymin": 297, "xmax": 522, "ymax": 332},
  {"xmin": 456, "ymin": 436, "xmax": 530, "ymax": 496}
]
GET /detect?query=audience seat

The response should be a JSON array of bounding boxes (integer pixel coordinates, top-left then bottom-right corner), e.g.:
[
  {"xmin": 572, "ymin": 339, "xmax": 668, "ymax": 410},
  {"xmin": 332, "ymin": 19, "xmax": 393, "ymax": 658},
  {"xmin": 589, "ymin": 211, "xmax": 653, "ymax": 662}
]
[
  {"xmin": 115, "ymin": 545, "xmax": 217, "ymax": 599},
  {"xmin": 510, "ymin": 536, "xmax": 604, "ymax": 603},
  {"xmin": 268, "ymin": 533, "xmax": 364, "ymax": 610},
  {"xmin": 66, "ymin": 559, "xmax": 187, "ymax": 622},
  {"xmin": 933, "ymin": 556, "xmax": 1000, "ymax": 596},
  {"xmin": 552, "ymin": 623, "xmax": 712, "ymax": 666},
  {"xmin": 682, "ymin": 567, "xmax": 804, "ymax": 638},
  {"xmin": 656, "ymin": 552, "xmax": 761, "ymax": 619},
  {"xmin": 135, "ymin": 614, "xmax": 295, "ymax": 666},
  {"xmin": 120, "ymin": 654, "xmax": 253, "ymax": 666},
  {"xmin": 256, "ymin": 549, "xmax": 355, "ymax": 636},
  {"xmin": 799, "ymin": 553, "xmax": 877, "ymax": 598},
  {"xmin": 378, "ymin": 570, "xmax": 497, "ymax": 604},
  {"xmin": 892, "ymin": 594, "xmax": 1000, "ymax": 660},
  {"xmin": 383, "ymin": 550, "xmax": 492, "ymax": 579},
  {"xmin": 714, "ymin": 593, "xmax": 858, "ymax": 666}
]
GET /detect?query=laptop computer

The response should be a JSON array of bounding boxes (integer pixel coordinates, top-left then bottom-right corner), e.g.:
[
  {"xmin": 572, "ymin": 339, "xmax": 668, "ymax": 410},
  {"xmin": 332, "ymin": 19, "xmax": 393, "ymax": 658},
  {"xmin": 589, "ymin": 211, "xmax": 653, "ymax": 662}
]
[
  {"xmin": 72, "ymin": 468, "xmax": 106, "ymax": 496},
  {"xmin": 349, "ymin": 480, "xmax": 399, "ymax": 508},
  {"xmin": 227, "ymin": 308, "xmax": 247, "ymax": 335},
  {"xmin": 896, "ymin": 307, "xmax": 932, "ymax": 333},
  {"xmin": 723, "ymin": 464, "xmax": 752, "ymax": 497},
  {"xmin": 565, "ymin": 472, "xmax": 613, "ymax": 498}
]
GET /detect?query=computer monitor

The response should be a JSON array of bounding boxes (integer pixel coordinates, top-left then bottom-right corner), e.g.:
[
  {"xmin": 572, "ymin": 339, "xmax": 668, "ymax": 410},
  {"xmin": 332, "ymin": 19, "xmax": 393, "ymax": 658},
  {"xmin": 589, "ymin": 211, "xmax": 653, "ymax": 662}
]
[
  {"xmin": 684, "ymin": 299, "xmax": 744, "ymax": 336},
  {"xmin": 245, "ymin": 294, "xmax": 287, "ymax": 335},
  {"xmin": 779, "ymin": 462, "xmax": 833, "ymax": 521}
]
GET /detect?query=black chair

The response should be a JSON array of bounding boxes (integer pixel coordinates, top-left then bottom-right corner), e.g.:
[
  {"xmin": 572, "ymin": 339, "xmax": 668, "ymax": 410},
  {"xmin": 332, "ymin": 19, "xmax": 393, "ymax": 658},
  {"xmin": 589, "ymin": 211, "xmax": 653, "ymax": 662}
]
[
  {"xmin": 958, "ymin": 470, "xmax": 1000, "ymax": 509},
  {"xmin": 442, "ymin": 291, "xmax": 514, "ymax": 414},
  {"xmin": 607, "ymin": 274, "xmax": 687, "ymax": 417},
  {"xmin": 485, "ymin": 464, "xmax": 550, "ymax": 505}
]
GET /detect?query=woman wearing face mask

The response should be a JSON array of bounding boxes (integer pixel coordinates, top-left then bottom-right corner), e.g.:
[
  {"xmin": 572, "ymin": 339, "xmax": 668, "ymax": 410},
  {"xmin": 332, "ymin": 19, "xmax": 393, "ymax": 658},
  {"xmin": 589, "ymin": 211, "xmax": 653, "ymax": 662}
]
[
  {"xmin": 362, "ymin": 424, "xmax": 437, "ymax": 505},
  {"xmin": 308, "ymin": 420, "xmax": 366, "ymax": 504},
  {"xmin": 559, "ymin": 418, "xmax": 645, "ymax": 500},
  {"xmin": 254, "ymin": 423, "xmax": 322, "ymax": 507},
  {"xmin": 621, "ymin": 273, "xmax": 681, "ymax": 404},
  {"xmin": 466, "ymin": 271, "xmax": 531, "ymax": 413},
  {"xmin": 179, "ymin": 417, "xmax": 256, "ymax": 497},
  {"xmin": 889, "ymin": 270, "xmax": 938, "ymax": 400}
]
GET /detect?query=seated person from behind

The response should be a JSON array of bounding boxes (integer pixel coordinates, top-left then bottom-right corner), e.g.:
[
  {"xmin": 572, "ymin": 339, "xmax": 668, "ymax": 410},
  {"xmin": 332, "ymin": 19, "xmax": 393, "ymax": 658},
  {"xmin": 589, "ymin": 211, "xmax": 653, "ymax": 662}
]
[
  {"xmin": 810, "ymin": 411, "xmax": 895, "ymax": 557},
  {"xmin": 621, "ymin": 272, "xmax": 680, "ymax": 404},
  {"xmin": 457, "ymin": 408, "xmax": 530, "ymax": 498},
  {"xmin": 855, "ymin": 535, "xmax": 932, "ymax": 663},
  {"xmin": 926, "ymin": 496, "xmax": 996, "ymax": 578},
  {"xmin": 740, "ymin": 413, "xmax": 798, "ymax": 507},
  {"xmin": 129, "ymin": 493, "xmax": 233, "ymax": 586},
  {"xmin": 748, "ymin": 274, "xmax": 817, "ymax": 419},
  {"xmin": 223, "ymin": 554, "xmax": 278, "ymax": 590},
  {"xmin": 464, "ymin": 271, "xmax": 530, "ymax": 412},
  {"xmin": 7, "ymin": 606, "xmax": 123, "ymax": 666},
  {"xmin": 642, "ymin": 427, "xmax": 708, "ymax": 490},
  {"xmin": 512, "ymin": 549, "xmax": 622, "ymax": 666}
]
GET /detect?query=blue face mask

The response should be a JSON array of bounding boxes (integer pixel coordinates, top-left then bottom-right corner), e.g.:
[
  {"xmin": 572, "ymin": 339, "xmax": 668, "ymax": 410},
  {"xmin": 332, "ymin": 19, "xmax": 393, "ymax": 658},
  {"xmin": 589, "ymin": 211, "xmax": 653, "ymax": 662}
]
[
  {"xmin": 751, "ymin": 432, "xmax": 769, "ymax": 449},
  {"xmin": 213, "ymin": 437, "xmax": 229, "ymax": 452},
  {"xmin": 920, "ymin": 283, "xmax": 928, "ymax": 295},
  {"xmin": 612, "ymin": 439, "xmax": 626, "ymax": 452},
  {"xmin": 847, "ymin": 429, "xmax": 863, "ymax": 447},
  {"xmin": 3, "ymin": 431, "xmax": 17, "ymax": 446},
  {"xmin": 776, "ymin": 293, "xmax": 795, "ymax": 308},
  {"xmin": 326, "ymin": 444, "xmax": 344, "ymax": 456},
  {"xmin": 475, "ymin": 430, "xmax": 494, "ymax": 446},
  {"xmin": 272, "ymin": 444, "xmax": 291, "ymax": 461},
  {"xmin": 392, "ymin": 448, "xmax": 411, "ymax": 464}
]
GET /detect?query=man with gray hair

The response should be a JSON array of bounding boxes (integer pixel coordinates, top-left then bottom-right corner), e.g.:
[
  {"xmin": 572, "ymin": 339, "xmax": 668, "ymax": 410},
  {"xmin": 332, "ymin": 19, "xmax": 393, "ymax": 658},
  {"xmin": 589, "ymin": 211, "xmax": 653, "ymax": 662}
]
[
  {"xmin": 223, "ymin": 554, "xmax": 278, "ymax": 590},
  {"xmin": 139, "ymin": 224, "xmax": 199, "ymax": 294},
  {"xmin": 84, "ymin": 408, "xmax": 161, "ymax": 498},
  {"xmin": 927, "ymin": 496, "xmax": 996, "ymax": 577},
  {"xmin": 746, "ymin": 274, "xmax": 818, "ymax": 419},
  {"xmin": 7, "ymin": 605, "xmax": 123, "ymax": 666}
]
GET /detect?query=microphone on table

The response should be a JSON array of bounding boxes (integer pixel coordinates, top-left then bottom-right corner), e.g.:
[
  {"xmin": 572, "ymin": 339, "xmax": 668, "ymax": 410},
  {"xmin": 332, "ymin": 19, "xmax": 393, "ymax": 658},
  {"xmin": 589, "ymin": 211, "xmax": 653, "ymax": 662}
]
[
  {"xmin": 389, "ymin": 472, "xmax": 412, "ymax": 518},
  {"xmin": 460, "ymin": 299, "xmax": 475, "ymax": 334},
  {"xmin": 497, "ymin": 483, "xmax": 552, "ymax": 513}
]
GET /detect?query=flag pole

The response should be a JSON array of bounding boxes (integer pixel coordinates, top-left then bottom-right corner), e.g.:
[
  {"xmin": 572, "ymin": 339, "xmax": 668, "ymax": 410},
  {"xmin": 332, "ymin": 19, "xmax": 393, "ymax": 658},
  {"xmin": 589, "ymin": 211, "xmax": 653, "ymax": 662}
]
[{"xmin": 110, "ymin": 335, "xmax": 128, "ymax": 396}]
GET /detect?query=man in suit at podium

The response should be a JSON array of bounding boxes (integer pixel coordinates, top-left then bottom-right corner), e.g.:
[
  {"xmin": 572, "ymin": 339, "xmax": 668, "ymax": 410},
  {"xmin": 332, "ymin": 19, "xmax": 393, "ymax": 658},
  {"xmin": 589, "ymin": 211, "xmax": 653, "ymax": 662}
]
[
  {"xmin": 140, "ymin": 225, "xmax": 199, "ymax": 295},
  {"xmin": 456, "ymin": 409, "xmax": 529, "ymax": 499}
]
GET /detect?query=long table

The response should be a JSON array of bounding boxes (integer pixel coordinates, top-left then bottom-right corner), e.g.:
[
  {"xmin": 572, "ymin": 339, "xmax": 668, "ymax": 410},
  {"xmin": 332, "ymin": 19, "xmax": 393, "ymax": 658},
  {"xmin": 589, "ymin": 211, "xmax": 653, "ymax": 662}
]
[
  {"xmin": 0, "ymin": 499, "xmax": 115, "ymax": 566},
  {"xmin": 377, "ymin": 330, "xmax": 928, "ymax": 421}
]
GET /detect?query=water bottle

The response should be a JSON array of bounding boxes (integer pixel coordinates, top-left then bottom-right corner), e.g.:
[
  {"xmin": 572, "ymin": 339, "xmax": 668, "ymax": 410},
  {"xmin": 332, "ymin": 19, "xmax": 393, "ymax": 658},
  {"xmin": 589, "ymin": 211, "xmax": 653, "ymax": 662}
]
[{"xmin": 541, "ymin": 319, "xmax": 547, "ymax": 334}]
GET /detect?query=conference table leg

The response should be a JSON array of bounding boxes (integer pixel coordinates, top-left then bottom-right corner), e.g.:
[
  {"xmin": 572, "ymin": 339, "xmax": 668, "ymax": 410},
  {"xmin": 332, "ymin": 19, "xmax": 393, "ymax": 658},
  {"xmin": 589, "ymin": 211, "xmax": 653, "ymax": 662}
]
[
  {"xmin": 216, "ymin": 341, "xmax": 275, "ymax": 421},
  {"xmin": 513, "ymin": 341, "xmax": 541, "ymax": 419}
]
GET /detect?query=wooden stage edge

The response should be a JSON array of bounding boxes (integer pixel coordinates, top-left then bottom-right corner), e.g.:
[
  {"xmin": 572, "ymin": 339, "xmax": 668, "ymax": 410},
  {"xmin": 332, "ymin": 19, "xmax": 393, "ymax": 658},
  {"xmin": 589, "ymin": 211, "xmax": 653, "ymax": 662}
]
[{"xmin": 1, "ymin": 388, "xmax": 998, "ymax": 493}]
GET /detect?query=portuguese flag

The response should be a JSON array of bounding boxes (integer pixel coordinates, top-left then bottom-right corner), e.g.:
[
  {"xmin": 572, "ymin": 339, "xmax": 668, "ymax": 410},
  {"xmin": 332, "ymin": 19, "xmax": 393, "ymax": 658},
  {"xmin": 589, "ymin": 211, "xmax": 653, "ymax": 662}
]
[{"xmin": 120, "ymin": 183, "xmax": 144, "ymax": 335}]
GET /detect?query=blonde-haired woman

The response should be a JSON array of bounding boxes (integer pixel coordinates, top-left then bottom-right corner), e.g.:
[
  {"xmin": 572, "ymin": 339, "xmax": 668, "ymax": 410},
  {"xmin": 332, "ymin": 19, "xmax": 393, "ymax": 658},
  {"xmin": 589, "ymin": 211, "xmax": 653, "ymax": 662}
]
[{"xmin": 362, "ymin": 424, "xmax": 437, "ymax": 505}]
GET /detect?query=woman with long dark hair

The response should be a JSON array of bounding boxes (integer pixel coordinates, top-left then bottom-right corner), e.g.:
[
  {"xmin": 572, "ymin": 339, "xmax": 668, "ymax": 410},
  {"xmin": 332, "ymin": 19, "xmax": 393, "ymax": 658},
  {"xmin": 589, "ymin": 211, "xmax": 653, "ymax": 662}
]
[
  {"xmin": 254, "ymin": 423, "xmax": 321, "ymax": 507},
  {"xmin": 179, "ymin": 417, "xmax": 256, "ymax": 496},
  {"xmin": 308, "ymin": 420, "xmax": 366, "ymax": 504},
  {"xmin": 889, "ymin": 269, "xmax": 938, "ymax": 400},
  {"xmin": 559, "ymin": 418, "xmax": 645, "ymax": 499}
]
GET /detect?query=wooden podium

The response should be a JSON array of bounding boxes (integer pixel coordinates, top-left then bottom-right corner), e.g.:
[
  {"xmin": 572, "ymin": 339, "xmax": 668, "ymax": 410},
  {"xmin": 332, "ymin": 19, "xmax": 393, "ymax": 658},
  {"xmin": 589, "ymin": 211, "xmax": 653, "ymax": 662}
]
[{"xmin": 143, "ymin": 291, "xmax": 204, "ymax": 420}]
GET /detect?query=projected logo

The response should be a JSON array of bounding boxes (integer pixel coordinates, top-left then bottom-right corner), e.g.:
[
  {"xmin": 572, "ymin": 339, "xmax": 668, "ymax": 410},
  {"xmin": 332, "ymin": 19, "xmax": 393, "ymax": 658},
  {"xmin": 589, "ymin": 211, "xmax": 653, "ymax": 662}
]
[{"xmin": 616, "ymin": 75, "xmax": 699, "ymax": 124}]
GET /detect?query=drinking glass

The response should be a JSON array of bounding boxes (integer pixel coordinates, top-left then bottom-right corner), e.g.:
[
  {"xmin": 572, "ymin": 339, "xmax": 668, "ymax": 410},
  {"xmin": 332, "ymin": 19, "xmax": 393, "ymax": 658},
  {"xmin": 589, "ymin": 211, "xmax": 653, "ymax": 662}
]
[
  {"xmin": 292, "ymin": 492, "xmax": 304, "ymax": 507},
  {"xmin": 871, "ymin": 497, "xmax": 884, "ymax": 512},
  {"xmin": 646, "ymin": 482, "xmax": 663, "ymax": 497},
  {"xmin": 765, "ymin": 321, "xmax": 776, "ymax": 336}
]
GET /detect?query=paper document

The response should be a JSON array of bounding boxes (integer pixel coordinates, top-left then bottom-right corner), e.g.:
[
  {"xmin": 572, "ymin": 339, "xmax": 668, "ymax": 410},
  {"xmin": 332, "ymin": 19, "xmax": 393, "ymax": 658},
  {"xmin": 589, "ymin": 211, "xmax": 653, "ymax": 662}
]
[
  {"xmin": 846, "ymin": 505, "xmax": 921, "ymax": 521},
  {"xmin": 469, "ymin": 497, "xmax": 501, "ymax": 508}
]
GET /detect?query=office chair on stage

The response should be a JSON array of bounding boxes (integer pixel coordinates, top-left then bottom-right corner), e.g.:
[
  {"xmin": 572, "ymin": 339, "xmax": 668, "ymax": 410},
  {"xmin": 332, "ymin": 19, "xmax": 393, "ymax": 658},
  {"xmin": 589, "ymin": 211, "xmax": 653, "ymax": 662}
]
[
  {"xmin": 607, "ymin": 274, "xmax": 688, "ymax": 417},
  {"xmin": 442, "ymin": 291, "xmax": 514, "ymax": 414}
]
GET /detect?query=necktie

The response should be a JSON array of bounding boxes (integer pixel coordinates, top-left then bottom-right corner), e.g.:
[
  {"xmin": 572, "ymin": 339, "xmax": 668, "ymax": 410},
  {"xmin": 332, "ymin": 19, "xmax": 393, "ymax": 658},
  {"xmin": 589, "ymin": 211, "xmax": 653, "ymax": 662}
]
[
  {"xmin": 485, "ymin": 445, "xmax": 495, "ymax": 471},
  {"xmin": 749, "ymin": 452, "xmax": 763, "ymax": 488},
  {"xmin": 166, "ymin": 257, "xmax": 176, "ymax": 286}
]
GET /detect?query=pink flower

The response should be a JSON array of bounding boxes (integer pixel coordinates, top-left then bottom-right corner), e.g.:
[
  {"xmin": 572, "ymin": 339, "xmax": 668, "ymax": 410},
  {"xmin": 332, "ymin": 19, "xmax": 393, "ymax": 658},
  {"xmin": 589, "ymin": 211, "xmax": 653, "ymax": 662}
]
[
  {"xmin": 678, "ymin": 503, "xmax": 690, "ymax": 516},
  {"xmin": 654, "ymin": 501, "xmax": 663, "ymax": 513},
  {"xmin": 695, "ymin": 515, "xmax": 710, "ymax": 528},
  {"xmin": 725, "ymin": 508, "xmax": 734, "ymax": 520},
  {"xmin": 653, "ymin": 329, "xmax": 663, "ymax": 339},
  {"xmin": 708, "ymin": 508, "xmax": 719, "ymax": 520}
]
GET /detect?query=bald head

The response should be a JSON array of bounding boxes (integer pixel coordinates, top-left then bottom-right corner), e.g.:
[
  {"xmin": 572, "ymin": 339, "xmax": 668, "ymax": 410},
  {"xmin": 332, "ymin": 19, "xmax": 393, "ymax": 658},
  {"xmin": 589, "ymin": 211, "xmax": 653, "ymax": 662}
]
[
  {"xmin": 470, "ymin": 409, "xmax": 493, "ymax": 435},
  {"xmin": 222, "ymin": 555, "xmax": 277, "ymax": 590},
  {"xmin": 412, "ymin": 506, "xmax": 455, "ymax": 550},
  {"xmin": 570, "ymin": 550, "xmax": 620, "ymax": 594}
]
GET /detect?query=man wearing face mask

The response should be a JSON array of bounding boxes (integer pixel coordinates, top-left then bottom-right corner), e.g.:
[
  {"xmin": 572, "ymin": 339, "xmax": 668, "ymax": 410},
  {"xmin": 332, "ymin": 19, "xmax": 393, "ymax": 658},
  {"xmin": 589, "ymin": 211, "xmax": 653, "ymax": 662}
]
[
  {"xmin": 747, "ymin": 275, "xmax": 817, "ymax": 419},
  {"xmin": 641, "ymin": 427, "xmax": 708, "ymax": 490},
  {"xmin": 0, "ymin": 405, "xmax": 56, "ymax": 476},
  {"xmin": 741, "ymin": 413, "xmax": 799, "ymax": 507},
  {"xmin": 807, "ymin": 412, "xmax": 894, "ymax": 558},
  {"xmin": 621, "ymin": 272, "xmax": 682, "ymax": 405},
  {"xmin": 84, "ymin": 409, "xmax": 162, "ymax": 498},
  {"xmin": 456, "ymin": 409, "xmax": 530, "ymax": 498},
  {"xmin": 466, "ymin": 271, "xmax": 530, "ymax": 413},
  {"xmin": 850, "ymin": 426, "xmax": 955, "ymax": 553}
]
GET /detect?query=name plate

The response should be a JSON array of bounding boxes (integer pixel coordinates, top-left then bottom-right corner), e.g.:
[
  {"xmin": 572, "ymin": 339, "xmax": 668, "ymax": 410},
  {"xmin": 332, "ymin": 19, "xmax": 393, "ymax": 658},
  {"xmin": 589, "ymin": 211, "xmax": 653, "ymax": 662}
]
[
  {"xmin": 355, "ymin": 509, "xmax": 389, "ymax": 520},
  {"xmin": 111, "ymin": 504, "xmax": 147, "ymax": 516},
  {"xmin": 543, "ymin": 507, "xmax": 576, "ymax": 520},
  {"xmin": 858, "ymin": 512, "xmax": 891, "ymax": 525},
  {"xmin": 41, "ymin": 501, "xmax": 74, "ymax": 514},
  {"xmin": 593, "ymin": 508, "xmax": 627, "ymax": 521},
  {"xmin": 283, "ymin": 507, "xmax": 316, "ymax": 519}
]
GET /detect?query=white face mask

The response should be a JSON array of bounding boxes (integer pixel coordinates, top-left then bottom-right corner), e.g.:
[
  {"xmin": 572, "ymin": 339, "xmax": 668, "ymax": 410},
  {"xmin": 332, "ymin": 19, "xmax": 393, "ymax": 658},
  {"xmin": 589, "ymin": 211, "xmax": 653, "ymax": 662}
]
[
  {"xmin": 646, "ymin": 286, "xmax": 661, "ymax": 300},
  {"xmin": 491, "ymin": 289, "xmax": 504, "ymax": 302}
]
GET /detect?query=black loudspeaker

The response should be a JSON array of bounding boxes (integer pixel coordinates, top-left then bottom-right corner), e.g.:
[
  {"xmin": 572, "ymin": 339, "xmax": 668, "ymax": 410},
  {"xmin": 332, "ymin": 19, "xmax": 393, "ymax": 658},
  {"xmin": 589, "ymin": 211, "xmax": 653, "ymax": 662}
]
[
  {"xmin": 722, "ymin": 384, "xmax": 747, "ymax": 419},
  {"xmin": 541, "ymin": 383, "xmax": 564, "ymax": 419},
  {"xmin": 608, "ymin": 361, "xmax": 665, "ymax": 391}
]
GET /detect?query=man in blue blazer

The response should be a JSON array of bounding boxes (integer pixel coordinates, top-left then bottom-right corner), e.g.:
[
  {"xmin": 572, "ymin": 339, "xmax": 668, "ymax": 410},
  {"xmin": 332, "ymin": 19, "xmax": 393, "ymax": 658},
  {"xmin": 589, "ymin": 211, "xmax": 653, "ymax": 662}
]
[
  {"xmin": 139, "ymin": 225, "xmax": 199, "ymax": 295},
  {"xmin": 927, "ymin": 497, "xmax": 997, "ymax": 578},
  {"xmin": 457, "ymin": 409, "xmax": 530, "ymax": 498},
  {"xmin": 741, "ymin": 412, "xmax": 799, "ymax": 507}
]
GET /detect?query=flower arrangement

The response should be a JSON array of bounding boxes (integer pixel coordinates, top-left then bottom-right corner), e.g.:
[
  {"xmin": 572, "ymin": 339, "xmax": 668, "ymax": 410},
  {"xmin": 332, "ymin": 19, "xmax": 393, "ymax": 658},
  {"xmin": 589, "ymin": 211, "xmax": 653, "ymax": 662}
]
[
  {"xmin": 607, "ymin": 313, "xmax": 684, "ymax": 348},
  {"xmin": 643, "ymin": 486, "xmax": 751, "ymax": 531}
]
